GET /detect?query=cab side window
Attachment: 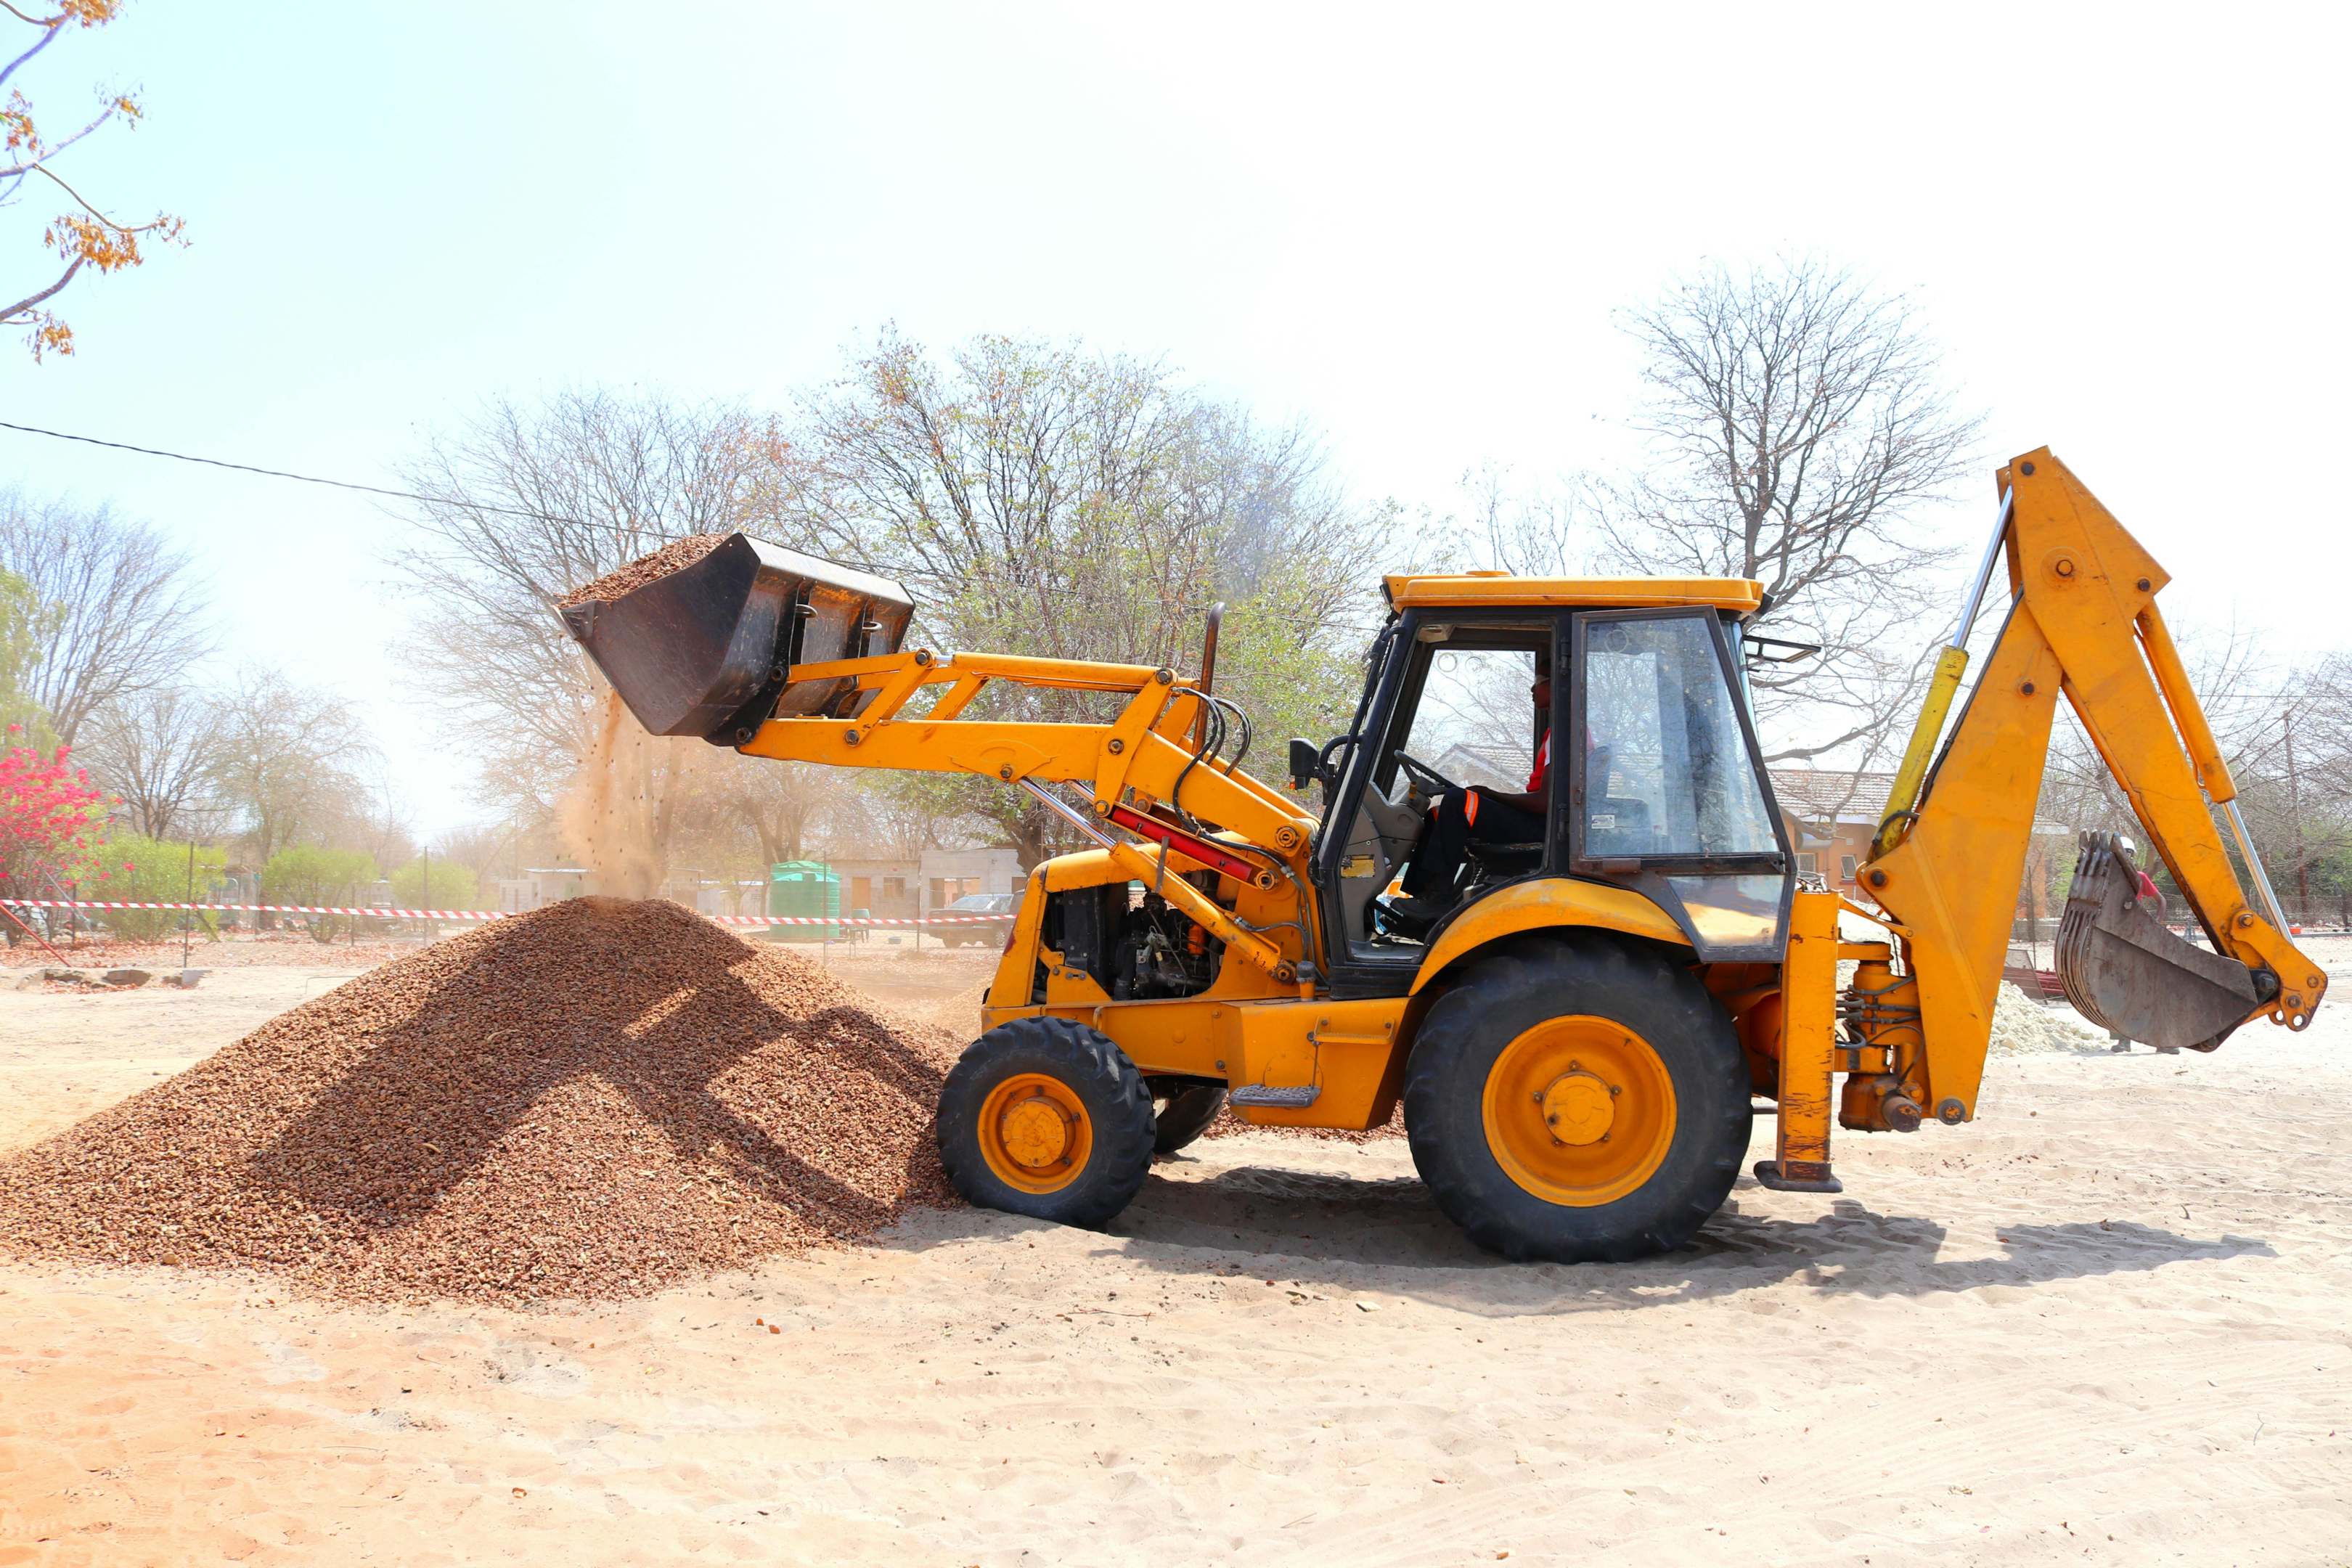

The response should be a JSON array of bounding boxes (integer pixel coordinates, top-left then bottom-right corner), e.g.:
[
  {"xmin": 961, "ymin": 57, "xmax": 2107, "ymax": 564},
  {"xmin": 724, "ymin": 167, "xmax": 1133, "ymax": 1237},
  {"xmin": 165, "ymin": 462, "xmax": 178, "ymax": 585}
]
[{"xmin": 1580, "ymin": 616, "xmax": 1777, "ymax": 858}]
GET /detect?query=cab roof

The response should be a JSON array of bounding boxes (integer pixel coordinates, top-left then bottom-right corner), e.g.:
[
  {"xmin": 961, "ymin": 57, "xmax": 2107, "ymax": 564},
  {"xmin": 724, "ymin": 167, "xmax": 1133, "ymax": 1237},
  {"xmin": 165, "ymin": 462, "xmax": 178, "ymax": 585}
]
[{"xmin": 1381, "ymin": 570, "xmax": 1765, "ymax": 614}]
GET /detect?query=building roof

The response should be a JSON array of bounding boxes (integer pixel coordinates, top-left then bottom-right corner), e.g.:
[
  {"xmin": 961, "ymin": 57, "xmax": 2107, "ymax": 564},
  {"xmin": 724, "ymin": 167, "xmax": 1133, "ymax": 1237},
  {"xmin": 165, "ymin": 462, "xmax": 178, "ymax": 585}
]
[
  {"xmin": 1433, "ymin": 740, "xmax": 1532, "ymax": 791},
  {"xmin": 1382, "ymin": 571, "xmax": 1764, "ymax": 614},
  {"xmin": 1768, "ymin": 769, "xmax": 1900, "ymax": 825},
  {"xmin": 1769, "ymin": 767, "xmax": 2072, "ymax": 836}
]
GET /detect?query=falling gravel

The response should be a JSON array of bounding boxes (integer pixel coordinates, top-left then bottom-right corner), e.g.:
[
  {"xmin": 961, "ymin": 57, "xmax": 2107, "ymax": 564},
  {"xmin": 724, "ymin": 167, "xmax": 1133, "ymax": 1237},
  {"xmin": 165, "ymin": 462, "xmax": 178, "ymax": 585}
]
[
  {"xmin": 555, "ymin": 533, "xmax": 728, "ymax": 608},
  {"xmin": 0, "ymin": 898, "xmax": 962, "ymax": 1306}
]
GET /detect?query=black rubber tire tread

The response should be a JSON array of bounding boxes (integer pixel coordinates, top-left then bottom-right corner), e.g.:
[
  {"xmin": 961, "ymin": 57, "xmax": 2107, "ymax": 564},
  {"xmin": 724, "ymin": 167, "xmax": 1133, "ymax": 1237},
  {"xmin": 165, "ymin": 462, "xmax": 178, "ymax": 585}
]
[
  {"xmin": 1402, "ymin": 934, "xmax": 1750, "ymax": 1263},
  {"xmin": 1151, "ymin": 1085, "xmax": 1229, "ymax": 1153},
  {"xmin": 937, "ymin": 1015, "xmax": 1158, "ymax": 1227}
]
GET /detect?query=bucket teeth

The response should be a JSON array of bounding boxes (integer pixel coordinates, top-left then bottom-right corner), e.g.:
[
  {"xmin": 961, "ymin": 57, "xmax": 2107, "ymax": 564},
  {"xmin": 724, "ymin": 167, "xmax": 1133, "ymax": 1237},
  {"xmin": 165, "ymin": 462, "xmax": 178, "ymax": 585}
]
[{"xmin": 2055, "ymin": 830, "xmax": 2262, "ymax": 1051}]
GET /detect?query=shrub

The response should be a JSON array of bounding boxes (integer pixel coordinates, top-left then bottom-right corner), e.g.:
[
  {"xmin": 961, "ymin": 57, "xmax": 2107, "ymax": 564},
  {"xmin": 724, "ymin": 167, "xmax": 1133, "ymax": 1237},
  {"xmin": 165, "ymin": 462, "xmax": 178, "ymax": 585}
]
[
  {"xmin": 388, "ymin": 859, "xmax": 478, "ymax": 910},
  {"xmin": 263, "ymin": 844, "xmax": 380, "ymax": 944},
  {"xmin": 104, "ymin": 833, "xmax": 230, "ymax": 942}
]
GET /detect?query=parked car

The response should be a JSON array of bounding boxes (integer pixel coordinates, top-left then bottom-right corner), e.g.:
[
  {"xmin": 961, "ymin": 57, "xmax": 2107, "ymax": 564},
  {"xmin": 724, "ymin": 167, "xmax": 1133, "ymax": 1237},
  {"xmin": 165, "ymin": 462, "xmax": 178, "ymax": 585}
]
[{"xmin": 936, "ymin": 891, "xmax": 1019, "ymax": 947}]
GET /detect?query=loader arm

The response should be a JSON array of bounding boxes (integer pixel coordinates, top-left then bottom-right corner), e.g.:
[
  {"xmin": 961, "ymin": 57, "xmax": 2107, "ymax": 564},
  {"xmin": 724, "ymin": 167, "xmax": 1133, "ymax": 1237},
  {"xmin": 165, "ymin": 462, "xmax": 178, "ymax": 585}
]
[
  {"xmin": 1858, "ymin": 448, "xmax": 2324, "ymax": 1123},
  {"xmin": 735, "ymin": 648, "xmax": 1323, "ymax": 987}
]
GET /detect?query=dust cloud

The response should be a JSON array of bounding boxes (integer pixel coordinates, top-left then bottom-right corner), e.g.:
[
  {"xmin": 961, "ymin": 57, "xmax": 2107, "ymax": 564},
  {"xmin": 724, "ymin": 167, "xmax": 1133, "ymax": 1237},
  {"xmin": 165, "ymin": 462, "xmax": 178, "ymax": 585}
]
[{"xmin": 556, "ymin": 687, "xmax": 701, "ymax": 899}]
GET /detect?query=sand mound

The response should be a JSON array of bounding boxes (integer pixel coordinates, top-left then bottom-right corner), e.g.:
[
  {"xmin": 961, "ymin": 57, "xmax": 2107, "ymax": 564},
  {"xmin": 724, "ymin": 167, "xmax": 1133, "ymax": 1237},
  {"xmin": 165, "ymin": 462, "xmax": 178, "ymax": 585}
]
[
  {"xmin": 555, "ymin": 533, "xmax": 727, "ymax": 607},
  {"xmin": 1988, "ymin": 979, "xmax": 2104, "ymax": 1053},
  {"xmin": 926, "ymin": 978, "xmax": 993, "ymax": 1039},
  {"xmin": 0, "ymin": 898, "xmax": 961, "ymax": 1306}
]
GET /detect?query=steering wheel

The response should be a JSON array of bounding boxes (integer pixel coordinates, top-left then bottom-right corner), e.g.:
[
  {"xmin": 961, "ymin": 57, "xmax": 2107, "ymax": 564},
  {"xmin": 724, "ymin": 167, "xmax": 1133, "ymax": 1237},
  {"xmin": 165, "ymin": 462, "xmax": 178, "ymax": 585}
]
[{"xmin": 1391, "ymin": 750, "xmax": 1461, "ymax": 799}]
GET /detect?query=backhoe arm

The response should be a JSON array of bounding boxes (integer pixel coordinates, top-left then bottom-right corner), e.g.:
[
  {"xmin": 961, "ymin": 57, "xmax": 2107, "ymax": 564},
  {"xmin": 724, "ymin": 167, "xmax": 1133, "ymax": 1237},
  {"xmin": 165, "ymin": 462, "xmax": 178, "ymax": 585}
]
[{"xmin": 1859, "ymin": 449, "xmax": 2324, "ymax": 1122}]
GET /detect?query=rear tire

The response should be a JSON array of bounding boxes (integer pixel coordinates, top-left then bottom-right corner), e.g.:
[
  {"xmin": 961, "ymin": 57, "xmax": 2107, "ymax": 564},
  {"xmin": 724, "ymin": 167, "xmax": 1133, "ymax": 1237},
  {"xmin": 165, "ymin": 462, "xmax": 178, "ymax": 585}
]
[
  {"xmin": 1403, "ymin": 935, "xmax": 1749, "ymax": 1262},
  {"xmin": 937, "ymin": 1016, "xmax": 1156, "ymax": 1227},
  {"xmin": 1146, "ymin": 1079, "xmax": 1228, "ymax": 1153}
]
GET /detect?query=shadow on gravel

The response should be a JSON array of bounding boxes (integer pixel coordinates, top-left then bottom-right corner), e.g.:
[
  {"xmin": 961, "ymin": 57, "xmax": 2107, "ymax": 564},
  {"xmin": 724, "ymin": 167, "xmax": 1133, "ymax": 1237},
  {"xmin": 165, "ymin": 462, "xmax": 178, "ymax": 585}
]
[
  {"xmin": 248, "ymin": 902, "xmax": 949, "ymax": 1239},
  {"xmin": 885, "ymin": 1160, "xmax": 2277, "ymax": 1317}
]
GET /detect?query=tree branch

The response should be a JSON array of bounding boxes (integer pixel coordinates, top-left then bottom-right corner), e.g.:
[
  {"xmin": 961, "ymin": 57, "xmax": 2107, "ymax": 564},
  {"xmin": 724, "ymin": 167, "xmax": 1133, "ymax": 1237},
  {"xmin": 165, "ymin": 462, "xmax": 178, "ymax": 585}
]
[{"xmin": 0, "ymin": 250, "xmax": 75, "ymax": 318}]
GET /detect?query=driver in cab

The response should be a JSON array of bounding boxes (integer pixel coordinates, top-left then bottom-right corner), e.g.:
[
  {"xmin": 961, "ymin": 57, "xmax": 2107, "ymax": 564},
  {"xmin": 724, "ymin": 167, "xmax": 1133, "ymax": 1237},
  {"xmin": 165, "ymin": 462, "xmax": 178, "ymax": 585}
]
[{"xmin": 1389, "ymin": 653, "xmax": 1553, "ymax": 926}]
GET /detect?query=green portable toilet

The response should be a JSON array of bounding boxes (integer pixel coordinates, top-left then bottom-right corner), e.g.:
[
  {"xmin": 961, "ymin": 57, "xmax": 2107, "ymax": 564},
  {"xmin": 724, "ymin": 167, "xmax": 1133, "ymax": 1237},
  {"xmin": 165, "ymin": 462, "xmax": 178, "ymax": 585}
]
[{"xmin": 767, "ymin": 860, "xmax": 841, "ymax": 941}]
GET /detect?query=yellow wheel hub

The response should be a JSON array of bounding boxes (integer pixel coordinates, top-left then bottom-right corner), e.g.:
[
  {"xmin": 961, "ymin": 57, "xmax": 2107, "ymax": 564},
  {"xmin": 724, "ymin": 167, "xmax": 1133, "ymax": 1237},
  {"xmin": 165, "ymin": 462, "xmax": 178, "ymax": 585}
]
[
  {"xmin": 1541, "ymin": 1070, "xmax": 1616, "ymax": 1145},
  {"xmin": 977, "ymin": 1073, "xmax": 1094, "ymax": 1194},
  {"xmin": 1483, "ymin": 1016, "xmax": 1676, "ymax": 1206}
]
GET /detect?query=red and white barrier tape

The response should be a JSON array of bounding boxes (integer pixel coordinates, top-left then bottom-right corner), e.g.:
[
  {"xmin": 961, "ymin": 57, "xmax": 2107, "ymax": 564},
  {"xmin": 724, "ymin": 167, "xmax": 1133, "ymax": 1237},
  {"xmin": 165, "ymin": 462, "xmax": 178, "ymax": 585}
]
[{"xmin": 0, "ymin": 897, "xmax": 1013, "ymax": 927}]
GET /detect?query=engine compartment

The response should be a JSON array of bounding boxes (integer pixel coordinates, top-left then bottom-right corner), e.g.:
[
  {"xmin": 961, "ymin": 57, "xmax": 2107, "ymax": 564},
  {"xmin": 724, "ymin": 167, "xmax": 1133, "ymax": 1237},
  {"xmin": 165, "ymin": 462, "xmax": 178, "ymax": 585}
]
[{"xmin": 1033, "ymin": 875, "xmax": 1226, "ymax": 1003}]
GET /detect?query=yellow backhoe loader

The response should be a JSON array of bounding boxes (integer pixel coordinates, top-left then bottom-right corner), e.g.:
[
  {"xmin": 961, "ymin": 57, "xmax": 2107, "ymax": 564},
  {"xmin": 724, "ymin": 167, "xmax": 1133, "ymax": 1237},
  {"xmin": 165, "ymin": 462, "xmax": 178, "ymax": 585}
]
[{"xmin": 562, "ymin": 449, "xmax": 2327, "ymax": 1262}]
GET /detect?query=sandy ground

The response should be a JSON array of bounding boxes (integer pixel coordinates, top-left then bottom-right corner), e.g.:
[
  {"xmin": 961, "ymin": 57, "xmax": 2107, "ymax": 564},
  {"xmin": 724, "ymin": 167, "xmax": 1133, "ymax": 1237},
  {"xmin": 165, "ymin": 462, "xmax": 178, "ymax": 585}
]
[{"xmin": 4, "ymin": 944, "xmax": 2350, "ymax": 1565}]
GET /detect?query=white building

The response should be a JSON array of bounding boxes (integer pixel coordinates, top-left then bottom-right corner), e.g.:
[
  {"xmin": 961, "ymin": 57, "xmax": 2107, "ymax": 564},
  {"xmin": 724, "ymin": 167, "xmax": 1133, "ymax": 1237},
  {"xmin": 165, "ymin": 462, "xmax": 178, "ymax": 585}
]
[
  {"xmin": 827, "ymin": 847, "xmax": 1024, "ymax": 920},
  {"xmin": 491, "ymin": 868, "xmax": 602, "ymax": 913}
]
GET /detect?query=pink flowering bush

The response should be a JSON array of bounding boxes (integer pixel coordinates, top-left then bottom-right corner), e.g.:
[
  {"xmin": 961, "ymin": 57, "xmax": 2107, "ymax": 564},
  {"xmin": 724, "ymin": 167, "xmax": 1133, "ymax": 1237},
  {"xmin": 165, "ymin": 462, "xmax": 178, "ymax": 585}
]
[{"xmin": 0, "ymin": 726, "xmax": 114, "ymax": 926}]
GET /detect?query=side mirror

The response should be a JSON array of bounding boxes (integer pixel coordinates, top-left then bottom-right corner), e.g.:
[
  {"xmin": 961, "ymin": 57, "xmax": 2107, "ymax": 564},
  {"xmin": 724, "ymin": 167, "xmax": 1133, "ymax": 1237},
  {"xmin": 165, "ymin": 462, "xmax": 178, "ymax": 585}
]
[{"xmin": 1287, "ymin": 738, "xmax": 1320, "ymax": 793}]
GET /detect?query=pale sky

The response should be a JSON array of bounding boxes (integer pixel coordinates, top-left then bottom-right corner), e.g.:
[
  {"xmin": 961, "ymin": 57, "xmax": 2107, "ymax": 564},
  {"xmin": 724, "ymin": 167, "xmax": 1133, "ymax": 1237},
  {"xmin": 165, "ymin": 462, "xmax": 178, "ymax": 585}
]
[{"xmin": 4, "ymin": 1, "xmax": 2345, "ymax": 840}]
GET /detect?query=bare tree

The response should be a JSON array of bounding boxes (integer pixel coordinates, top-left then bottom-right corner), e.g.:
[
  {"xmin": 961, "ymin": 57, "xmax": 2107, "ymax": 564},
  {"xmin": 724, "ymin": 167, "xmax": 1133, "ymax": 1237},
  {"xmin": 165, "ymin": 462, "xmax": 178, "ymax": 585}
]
[
  {"xmin": 2037, "ymin": 618, "xmax": 2352, "ymax": 925},
  {"xmin": 704, "ymin": 755, "xmax": 843, "ymax": 867},
  {"xmin": 314, "ymin": 765, "xmax": 416, "ymax": 877},
  {"xmin": 818, "ymin": 774, "xmax": 982, "ymax": 864},
  {"xmin": 390, "ymin": 366, "xmax": 1401, "ymax": 878},
  {"xmin": 1457, "ymin": 461, "xmax": 1583, "ymax": 579},
  {"xmin": 1588, "ymin": 256, "xmax": 1980, "ymax": 767},
  {"xmin": 80, "ymin": 686, "xmax": 225, "ymax": 841},
  {"xmin": 433, "ymin": 820, "xmax": 528, "ymax": 889},
  {"xmin": 0, "ymin": 487, "xmax": 215, "ymax": 743},
  {"xmin": 388, "ymin": 388, "xmax": 785, "ymax": 823},
  {"xmin": 772, "ymin": 330, "xmax": 1403, "ymax": 865},
  {"xmin": 207, "ymin": 669, "xmax": 374, "ymax": 866}
]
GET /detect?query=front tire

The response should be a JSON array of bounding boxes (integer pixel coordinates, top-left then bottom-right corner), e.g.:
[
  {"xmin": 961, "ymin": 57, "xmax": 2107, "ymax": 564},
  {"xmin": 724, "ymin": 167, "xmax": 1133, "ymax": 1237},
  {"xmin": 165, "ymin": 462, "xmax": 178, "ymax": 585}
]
[
  {"xmin": 937, "ymin": 1016, "xmax": 1157, "ymax": 1226},
  {"xmin": 1404, "ymin": 935, "xmax": 1750, "ymax": 1262}
]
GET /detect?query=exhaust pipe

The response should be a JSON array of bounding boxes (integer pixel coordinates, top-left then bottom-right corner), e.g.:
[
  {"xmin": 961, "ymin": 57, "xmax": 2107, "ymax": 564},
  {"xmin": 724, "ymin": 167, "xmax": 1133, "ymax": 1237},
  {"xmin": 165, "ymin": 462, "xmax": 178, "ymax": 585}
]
[{"xmin": 557, "ymin": 533, "xmax": 915, "ymax": 744}]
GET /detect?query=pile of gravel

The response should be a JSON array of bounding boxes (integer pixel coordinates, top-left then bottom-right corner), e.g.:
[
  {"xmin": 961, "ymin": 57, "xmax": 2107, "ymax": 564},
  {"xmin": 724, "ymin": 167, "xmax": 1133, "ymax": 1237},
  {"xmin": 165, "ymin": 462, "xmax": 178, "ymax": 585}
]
[
  {"xmin": 555, "ymin": 533, "xmax": 728, "ymax": 608},
  {"xmin": 0, "ymin": 898, "xmax": 961, "ymax": 1306}
]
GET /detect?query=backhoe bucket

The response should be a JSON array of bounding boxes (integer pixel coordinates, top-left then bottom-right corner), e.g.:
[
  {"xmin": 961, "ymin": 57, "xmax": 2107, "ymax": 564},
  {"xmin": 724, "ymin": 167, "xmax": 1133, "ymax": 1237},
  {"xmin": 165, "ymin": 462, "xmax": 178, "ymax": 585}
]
[
  {"xmin": 2056, "ymin": 831, "xmax": 2263, "ymax": 1051},
  {"xmin": 558, "ymin": 533, "xmax": 915, "ymax": 743}
]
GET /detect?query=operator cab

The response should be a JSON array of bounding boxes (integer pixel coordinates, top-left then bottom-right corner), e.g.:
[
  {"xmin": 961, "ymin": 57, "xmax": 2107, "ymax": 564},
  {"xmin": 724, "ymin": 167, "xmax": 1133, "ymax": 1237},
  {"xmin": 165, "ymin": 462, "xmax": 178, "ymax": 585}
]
[{"xmin": 1293, "ymin": 578, "xmax": 1793, "ymax": 997}]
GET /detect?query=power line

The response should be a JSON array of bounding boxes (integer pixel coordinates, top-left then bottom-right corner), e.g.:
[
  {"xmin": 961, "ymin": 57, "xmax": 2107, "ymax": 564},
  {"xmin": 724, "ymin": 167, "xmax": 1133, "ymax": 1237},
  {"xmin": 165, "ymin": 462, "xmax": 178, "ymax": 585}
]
[
  {"xmin": 0, "ymin": 416, "xmax": 1393, "ymax": 637},
  {"xmin": 0, "ymin": 417, "xmax": 572, "ymax": 523}
]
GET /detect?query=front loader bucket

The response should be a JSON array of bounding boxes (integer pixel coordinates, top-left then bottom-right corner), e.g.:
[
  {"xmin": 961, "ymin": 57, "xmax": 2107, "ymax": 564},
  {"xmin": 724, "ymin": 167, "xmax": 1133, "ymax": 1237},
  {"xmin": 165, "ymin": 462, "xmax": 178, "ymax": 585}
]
[
  {"xmin": 557, "ymin": 533, "xmax": 915, "ymax": 743},
  {"xmin": 2056, "ymin": 831, "xmax": 2266, "ymax": 1051}
]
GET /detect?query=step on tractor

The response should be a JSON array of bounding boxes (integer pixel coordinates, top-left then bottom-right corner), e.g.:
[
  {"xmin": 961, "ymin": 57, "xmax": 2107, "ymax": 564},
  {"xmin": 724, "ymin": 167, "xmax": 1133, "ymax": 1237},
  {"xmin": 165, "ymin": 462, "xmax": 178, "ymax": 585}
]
[{"xmin": 563, "ymin": 449, "xmax": 2326, "ymax": 1262}]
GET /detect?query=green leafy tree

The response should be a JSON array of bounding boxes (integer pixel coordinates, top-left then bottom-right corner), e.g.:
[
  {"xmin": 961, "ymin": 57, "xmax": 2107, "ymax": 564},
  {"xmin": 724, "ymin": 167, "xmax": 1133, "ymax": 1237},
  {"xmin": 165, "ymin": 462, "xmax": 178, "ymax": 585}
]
[
  {"xmin": 388, "ymin": 857, "xmax": 478, "ymax": 910},
  {"xmin": 103, "ymin": 830, "xmax": 225, "ymax": 941},
  {"xmin": 262, "ymin": 844, "xmax": 378, "ymax": 943},
  {"xmin": 2308, "ymin": 832, "xmax": 2352, "ymax": 931},
  {"xmin": 0, "ymin": 566, "xmax": 54, "ymax": 744}
]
